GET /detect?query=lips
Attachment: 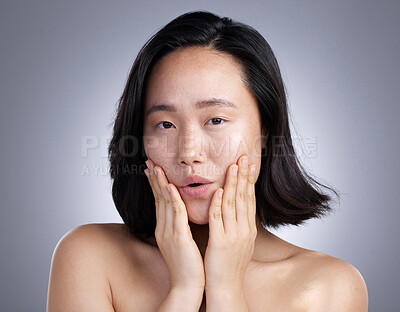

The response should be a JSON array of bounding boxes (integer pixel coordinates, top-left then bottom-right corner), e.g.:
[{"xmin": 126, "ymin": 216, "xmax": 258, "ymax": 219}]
[
  {"xmin": 179, "ymin": 183, "xmax": 213, "ymax": 199},
  {"xmin": 181, "ymin": 176, "xmax": 212, "ymax": 187},
  {"xmin": 178, "ymin": 176, "xmax": 213, "ymax": 199}
]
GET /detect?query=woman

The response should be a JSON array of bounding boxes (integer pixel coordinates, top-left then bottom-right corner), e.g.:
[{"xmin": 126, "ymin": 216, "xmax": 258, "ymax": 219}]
[{"xmin": 47, "ymin": 11, "xmax": 368, "ymax": 311}]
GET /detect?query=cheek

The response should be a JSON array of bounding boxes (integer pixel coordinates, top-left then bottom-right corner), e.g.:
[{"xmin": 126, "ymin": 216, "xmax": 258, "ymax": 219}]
[
  {"xmin": 212, "ymin": 131, "xmax": 262, "ymax": 172},
  {"xmin": 144, "ymin": 136, "xmax": 169, "ymax": 165},
  {"xmin": 143, "ymin": 136, "xmax": 179, "ymax": 181},
  {"xmin": 226, "ymin": 134, "xmax": 252, "ymax": 159},
  {"xmin": 206, "ymin": 135, "xmax": 245, "ymax": 177}
]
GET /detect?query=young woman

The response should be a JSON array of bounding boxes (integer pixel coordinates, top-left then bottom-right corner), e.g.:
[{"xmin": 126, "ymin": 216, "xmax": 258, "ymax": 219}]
[{"xmin": 47, "ymin": 11, "xmax": 368, "ymax": 311}]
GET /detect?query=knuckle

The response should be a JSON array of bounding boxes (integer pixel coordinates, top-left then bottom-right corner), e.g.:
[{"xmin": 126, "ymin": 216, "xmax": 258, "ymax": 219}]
[
  {"xmin": 238, "ymin": 191, "xmax": 246, "ymax": 201},
  {"xmin": 249, "ymin": 193, "xmax": 256, "ymax": 204},
  {"xmin": 239, "ymin": 169, "xmax": 248, "ymax": 177},
  {"xmin": 227, "ymin": 198, "xmax": 235, "ymax": 209},
  {"xmin": 212, "ymin": 211, "xmax": 222, "ymax": 219},
  {"xmin": 173, "ymin": 206, "xmax": 180, "ymax": 216},
  {"xmin": 171, "ymin": 195, "xmax": 180, "ymax": 205},
  {"xmin": 155, "ymin": 195, "xmax": 163, "ymax": 204},
  {"xmin": 164, "ymin": 197, "xmax": 171, "ymax": 206}
]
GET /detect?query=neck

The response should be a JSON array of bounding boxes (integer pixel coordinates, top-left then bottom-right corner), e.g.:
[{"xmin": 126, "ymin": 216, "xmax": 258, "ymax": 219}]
[
  {"xmin": 188, "ymin": 222, "xmax": 210, "ymax": 258},
  {"xmin": 140, "ymin": 218, "xmax": 297, "ymax": 263},
  {"xmin": 188, "ymin": 217, "xmax": 272, "ymax": 259}
]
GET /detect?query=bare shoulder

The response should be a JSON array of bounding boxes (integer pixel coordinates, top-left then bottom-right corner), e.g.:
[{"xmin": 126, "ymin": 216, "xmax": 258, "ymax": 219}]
[
  {"xmin": 294, "ymin": 249, "xmax": 369, "ymax": 311},
  {"xmin": 47, "ymin": 223, "xmax": 133, "ymax": 312},
  {"xmin": 55, "ymin": 223, "xmax": 131, "ymax": 249},
  {"xmin": 50, "ymin": 223, "xmax": 133, "ymax": 267}
]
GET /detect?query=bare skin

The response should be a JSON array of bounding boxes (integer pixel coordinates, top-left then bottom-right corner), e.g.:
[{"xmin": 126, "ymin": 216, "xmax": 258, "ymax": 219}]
[
  {"xmin": 47, "ymin": 46, "xmax": 368, "ymax": 311},
  {"xmin": 47, "ymin": 159, "xmax": 368, "ymax": 312},
  {"xmin": 47, "ymin": 222, "xmax": 368, "ymax": 311}
]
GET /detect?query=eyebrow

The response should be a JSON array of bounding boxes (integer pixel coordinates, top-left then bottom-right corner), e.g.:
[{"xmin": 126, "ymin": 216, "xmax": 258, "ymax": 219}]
[{"xmin": 145, "ymin": 98, "xmax": 238, "ymax": 117}]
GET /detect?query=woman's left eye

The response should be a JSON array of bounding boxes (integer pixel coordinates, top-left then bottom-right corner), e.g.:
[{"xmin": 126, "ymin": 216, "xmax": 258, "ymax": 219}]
[{"xmin": 206, "ymin": 118, "xmax": 226, "ymax": 125}]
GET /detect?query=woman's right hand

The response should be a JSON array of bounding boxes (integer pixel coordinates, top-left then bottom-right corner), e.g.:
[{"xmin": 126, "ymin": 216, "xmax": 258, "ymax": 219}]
[{"xmin": 144, "ymin": 159, "xmax": 205, "ymax": 294}]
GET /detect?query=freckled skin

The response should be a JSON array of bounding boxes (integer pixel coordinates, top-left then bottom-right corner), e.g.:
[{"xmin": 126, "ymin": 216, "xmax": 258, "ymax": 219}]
[{"xmin": 143, "ymin": 46, "xmax": 266, "ymax": 224}]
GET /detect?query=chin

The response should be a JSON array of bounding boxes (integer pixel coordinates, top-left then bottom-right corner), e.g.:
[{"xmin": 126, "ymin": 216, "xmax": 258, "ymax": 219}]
[
  {"xmin": 188, "ymin": 214, "xmax": 209, "ymax": 225},
  {"xmin": 185, "ymin": 202, "xmax": 210, "ymax": 225}
]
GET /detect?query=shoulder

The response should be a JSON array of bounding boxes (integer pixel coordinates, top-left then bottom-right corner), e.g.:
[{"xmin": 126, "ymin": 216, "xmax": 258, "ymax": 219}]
[
  {"xmin": 296, "ymin": 249, "xmax": 369, "ymax": 311},
  {"xmin": 50, "ymin": 223, "xmax": 144, "ymax": 271},
  {"xmin": 51, "ymin": 223, "xmax": 131, "ymax": 264},
  {"xmin": 47, "ymin": 223, "xmax": 136, "ymax": 311},
  {"xmin": 54, "ymin": 223, "xmax": 129, "ymax": 248}
]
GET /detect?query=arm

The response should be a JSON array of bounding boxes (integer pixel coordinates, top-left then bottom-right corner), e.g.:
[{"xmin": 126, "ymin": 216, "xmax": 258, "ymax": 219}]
[
  {"xmin": 205, "ymin": 287, "xmax": 249, "ymax": 312},
  {"xmin": 204, "ymin": 155, "xmax": 257, "ymax": 312},
  {"xmin": 46, "ymin": 225, "xmax": 115, "ymax": 312},
  {"xmin": 155, "ymin": 288, "xmax": 204, "ymax": 312},
  {"xmin": 144, "ymin": 161, "xmax": 206, "ymax": 312}
]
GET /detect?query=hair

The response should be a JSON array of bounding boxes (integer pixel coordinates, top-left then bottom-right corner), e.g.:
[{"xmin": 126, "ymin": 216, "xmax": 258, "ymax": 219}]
[{"xmin": 108, "ymin": 10, "xmax": 340, "ymax": 240}]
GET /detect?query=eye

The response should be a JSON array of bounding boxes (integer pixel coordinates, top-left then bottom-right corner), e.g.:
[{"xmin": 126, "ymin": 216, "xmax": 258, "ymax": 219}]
[
  {"xmin": 206, "ymin": 118, "xmax": 226, "ymax": 126},
  {"xmin": 155, "ymin": 121, "xmax": 175, "ymax": 129},
  {"xmin": 155, "ymin": 118, "xmax": 226, "ymax": 130}
]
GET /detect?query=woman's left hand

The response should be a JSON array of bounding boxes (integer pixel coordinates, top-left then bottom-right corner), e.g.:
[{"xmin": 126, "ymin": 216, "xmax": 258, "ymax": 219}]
[{"xmin": 204, "ymin": 154, "xmax": 258, "ymax": 292}]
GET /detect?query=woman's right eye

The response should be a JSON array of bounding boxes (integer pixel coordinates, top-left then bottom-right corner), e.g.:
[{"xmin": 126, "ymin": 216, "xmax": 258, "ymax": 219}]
[{"xmin": 155, "ymin": 121, "xmax": 175, "ymax": 129}]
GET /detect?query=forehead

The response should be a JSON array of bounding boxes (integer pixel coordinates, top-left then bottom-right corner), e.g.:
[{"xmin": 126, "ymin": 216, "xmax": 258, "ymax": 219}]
[{"xmin": 144, "ymin": 46, "xmax": 254, "ymax": 111}]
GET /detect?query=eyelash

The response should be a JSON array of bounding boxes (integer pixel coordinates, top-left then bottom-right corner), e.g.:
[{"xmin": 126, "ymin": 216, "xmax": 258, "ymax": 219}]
[{"xmin": 155, "ymin": 118, "xmax": 226, "ymax": 129}]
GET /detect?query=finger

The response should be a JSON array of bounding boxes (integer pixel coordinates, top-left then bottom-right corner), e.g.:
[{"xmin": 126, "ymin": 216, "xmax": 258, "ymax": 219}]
[
  {"xmin": 247, "ymin": 165, "xmax": 257, "ymax": 230},
  {"xmin": 236, "ymin": 155, "xmax": 249, "ymax": 230},
  {"xmin": 145, "ymin": 167, "xmax": 160, "ymax": 210},
  {"xmin": 209, "ymin": 188, "xmax": 225, "ymax": 238},
  {"xmin": 154, "ymin": 166, "xmax": 173, "ymax": 236},
  {"xmin": 167, "ymin": 183, "xmax": 192, "ymax": 237},
  {"xmin": 221, "ymin": 164, "xmax": 238, "ymax": 234},
  {"xmin": 146, "ymin": 160, "xmax": 165, "ymax": 233},
  {"xmin": 147, "ymin": 160, "xmax": 162, "ymax": 196}
]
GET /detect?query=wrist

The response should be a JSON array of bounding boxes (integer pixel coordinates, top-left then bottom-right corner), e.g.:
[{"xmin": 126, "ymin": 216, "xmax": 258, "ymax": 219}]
[
  {"xmin": 170, "ymin": 286, "xmax": 204, "ymax": 305},
  {"xmin": 205, "ymin": 286, "xmax": 248, "ymax": 312},
  {"xmin": 156, "ymin": 287, "xmax": 204, "ymax": 312},
  {"xmin": 170, "ymin": 285, "xmax": 204, "ymax": 296},
  {"xmin": 205, "ymin": 285, "xmax": 244, "ymax": 297}
]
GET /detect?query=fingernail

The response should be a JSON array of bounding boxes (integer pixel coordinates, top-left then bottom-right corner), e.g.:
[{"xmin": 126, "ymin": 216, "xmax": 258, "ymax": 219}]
[
  {"xmin": 232, "ymin": 165, "xmax": 238, "ymax": 176},
  {"xmin": 249, "ymin": 165, "xmax": 256, "ymax": 175},
  {"xmin": 218, "ymin": 189, "xmax": 223, "ymax": 198},
  {"xmin": 154, "ymin": 167, "xmax": 158, "ymax": 177},
  {"xmin": 144, "ymin": 169, "xmax": 149, "ymax": 178},
  {"xmin": 145, "ymin": 160, "xmax": 149, "ymax": 168},
  {"xmin": 242, "ymin": 156, "xmax": 248, "ymax": 167}
]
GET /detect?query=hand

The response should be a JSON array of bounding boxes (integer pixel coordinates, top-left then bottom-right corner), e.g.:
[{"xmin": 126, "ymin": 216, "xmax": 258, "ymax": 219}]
[
  {"xmin": 144, "ymin": 159, "xmax": 205, "ymax": 293},
  {"xmin": 204, "ymin": 155, "xmax": 258, "ymax": 291}
]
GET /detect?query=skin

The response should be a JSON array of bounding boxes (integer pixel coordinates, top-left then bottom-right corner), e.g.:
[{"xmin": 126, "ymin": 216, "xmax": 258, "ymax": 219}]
[
  {"xmin": 46, "ymin": 46, "xmax": 368, "ymax": 312},
  {"xmin": 142, "ymin": 46, "xmax": 266, "ymax": 310},
  {"xmin": 142, "ymin": 46, "xmax": 266, "ymax": 228}
]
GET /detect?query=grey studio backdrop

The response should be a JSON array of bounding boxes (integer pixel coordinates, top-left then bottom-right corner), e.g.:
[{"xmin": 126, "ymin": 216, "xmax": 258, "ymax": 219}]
[{"xmin": 0, "ymin": 0, "xmax": 398, "ymax": 311}]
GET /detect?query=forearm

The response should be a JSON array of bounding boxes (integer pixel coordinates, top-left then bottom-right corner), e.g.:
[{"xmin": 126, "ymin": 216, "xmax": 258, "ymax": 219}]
[
  {"xmin": 206, "ymin": 287, "xmax": 249, "ymax": 312},
  {"xmin": 156, "ymin": 288, "xmax": 204, "ymax": 312}
]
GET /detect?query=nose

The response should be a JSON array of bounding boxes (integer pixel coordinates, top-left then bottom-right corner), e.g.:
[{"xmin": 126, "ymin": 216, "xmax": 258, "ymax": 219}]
[{"xmin": 176, "ymin": 133, "xmax": 205, "ymax": 166}]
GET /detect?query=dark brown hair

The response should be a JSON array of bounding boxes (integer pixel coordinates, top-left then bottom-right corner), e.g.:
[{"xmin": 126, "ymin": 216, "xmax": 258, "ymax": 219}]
[{"xmin": 108, "ymin": 10, "xmax": 339, "ymax": 240}]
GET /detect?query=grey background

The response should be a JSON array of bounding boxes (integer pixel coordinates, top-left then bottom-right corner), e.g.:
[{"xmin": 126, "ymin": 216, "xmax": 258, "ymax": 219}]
[{"xmin": 0, "ymin": 0, "xmax": 398, "ymax": 311}]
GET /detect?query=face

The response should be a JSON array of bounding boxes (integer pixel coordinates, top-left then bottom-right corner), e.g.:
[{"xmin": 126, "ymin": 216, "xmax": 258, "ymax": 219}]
[{"xmin": 143, "ymin": 46, "xmax": 266, "ymax": 224}]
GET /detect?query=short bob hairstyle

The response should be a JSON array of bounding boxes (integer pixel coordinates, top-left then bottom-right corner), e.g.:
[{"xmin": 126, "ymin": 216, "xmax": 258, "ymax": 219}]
[{"xmin": 108, "ymin": 10, "xmax": 339, "ymax": 240}]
